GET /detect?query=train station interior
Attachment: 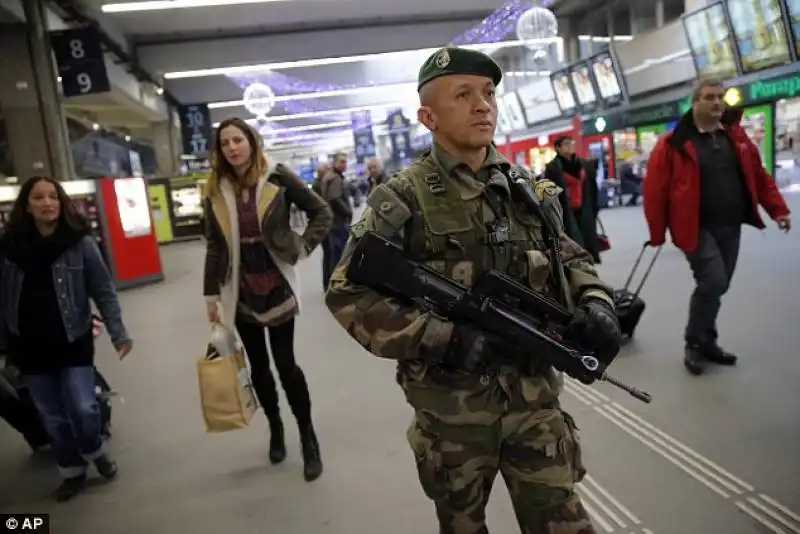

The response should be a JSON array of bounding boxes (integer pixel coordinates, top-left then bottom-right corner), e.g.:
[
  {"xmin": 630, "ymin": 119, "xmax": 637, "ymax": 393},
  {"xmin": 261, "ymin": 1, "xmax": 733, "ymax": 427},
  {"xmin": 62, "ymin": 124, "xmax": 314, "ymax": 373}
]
[{"xmin": 0, "ymin": 0, "xmax": 799, "ymax": 533}]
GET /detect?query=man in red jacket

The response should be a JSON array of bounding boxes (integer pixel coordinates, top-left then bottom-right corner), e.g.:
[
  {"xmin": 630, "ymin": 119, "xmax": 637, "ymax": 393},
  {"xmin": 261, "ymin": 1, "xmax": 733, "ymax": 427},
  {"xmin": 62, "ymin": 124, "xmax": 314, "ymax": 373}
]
[{"xmin": 644, "ymin": 79, "xmax": 791, "ymax": 375}]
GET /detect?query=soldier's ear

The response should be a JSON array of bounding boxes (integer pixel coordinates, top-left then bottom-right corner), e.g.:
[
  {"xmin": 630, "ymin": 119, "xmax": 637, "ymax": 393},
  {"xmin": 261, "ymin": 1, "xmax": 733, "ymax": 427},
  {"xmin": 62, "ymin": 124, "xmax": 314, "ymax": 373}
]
[{"xmin": 418, "ymin": 106, "xmax": 436, "ymax": 131}]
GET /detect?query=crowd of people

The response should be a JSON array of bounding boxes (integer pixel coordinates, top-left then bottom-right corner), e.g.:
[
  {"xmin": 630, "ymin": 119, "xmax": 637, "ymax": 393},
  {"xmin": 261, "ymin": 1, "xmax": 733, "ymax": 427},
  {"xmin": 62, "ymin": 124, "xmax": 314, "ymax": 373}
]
[{"xmin": 0, "ymin": 44, "xmax": 792, "ymax": 534}]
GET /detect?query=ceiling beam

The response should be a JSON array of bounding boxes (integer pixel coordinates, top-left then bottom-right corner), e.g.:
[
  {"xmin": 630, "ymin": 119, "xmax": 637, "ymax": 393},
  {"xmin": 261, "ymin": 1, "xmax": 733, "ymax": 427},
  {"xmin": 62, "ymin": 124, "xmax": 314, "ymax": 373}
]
[{"xmin": 131, "ymin": 9, "xmax": 489, "ymax": 47}]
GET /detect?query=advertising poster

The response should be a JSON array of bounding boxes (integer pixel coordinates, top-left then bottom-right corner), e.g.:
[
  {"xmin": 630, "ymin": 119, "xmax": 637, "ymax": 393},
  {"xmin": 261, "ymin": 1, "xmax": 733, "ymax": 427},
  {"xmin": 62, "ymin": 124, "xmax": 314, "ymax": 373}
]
[
  {"xmin": 727, "ymin": 0, "xmax": 791, "ymax": 72},
  {"xmin": 741, "ymin": 104, "xmax": 774, "ymax": 171},
  {"xmin": 569, "ymin": 63, "xmax": 598, "ymax": 111},
  {"xmin": 501, "ymin": 92, "xmax": 528, "ymax": 132},
  {"xmin": 785, "ymin": 0, "xmax": 800, "ymax": 54},
  {"xmin": 591, "ymin": 53, "xmax": 624, "ymax": 107},
  {"xmin": 683, "ymin": 3, "xmax": 740, "ymax": 78},
  {"xmin": 613, "ymin": 128, "xmax": 638, "ymax": 161},
  {"xmin": 550, "ymin": 70, "xmax": 577, "ymax": 115},
  {"xmin": 114, "ymin": 177, "xmax": 152, "ymax": 238},
  {"xmin": 350, "ymin": 111, "xmax": 376, "ymax": 165}
]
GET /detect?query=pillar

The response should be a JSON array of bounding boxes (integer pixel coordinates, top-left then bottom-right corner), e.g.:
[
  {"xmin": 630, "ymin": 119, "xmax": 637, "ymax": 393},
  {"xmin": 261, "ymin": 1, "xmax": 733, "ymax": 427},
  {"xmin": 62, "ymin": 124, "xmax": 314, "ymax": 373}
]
[
  {"xmin": 151, "ymin": 110, "xmax": 181, "ymax": 176},
  {"xmin": 0, "ymin": 0, "xmax": 74, "ymax": 181},
  {"xmin": 655, "ymin": 0, "xmax": 665, "ymax": 28}
]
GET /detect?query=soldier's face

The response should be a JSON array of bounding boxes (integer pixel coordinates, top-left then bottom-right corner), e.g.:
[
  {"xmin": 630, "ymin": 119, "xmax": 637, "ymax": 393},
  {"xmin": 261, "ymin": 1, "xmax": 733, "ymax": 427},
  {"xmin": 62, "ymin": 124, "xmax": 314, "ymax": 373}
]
[{"xmin": 419, "ymin": 75, "xmax": 497, "ymax": 149}]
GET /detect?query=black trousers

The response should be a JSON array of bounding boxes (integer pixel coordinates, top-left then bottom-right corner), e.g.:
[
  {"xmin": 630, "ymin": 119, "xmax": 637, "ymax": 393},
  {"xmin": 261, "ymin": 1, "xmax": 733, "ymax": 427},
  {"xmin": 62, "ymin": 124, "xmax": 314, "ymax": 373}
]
[
  {"xmin": 685, "ymin": 225, "xmax": 742, "ymax": 347},
  {"xmin": 235, "ymin": 318, "xmax": 312, "ymax": 427}
]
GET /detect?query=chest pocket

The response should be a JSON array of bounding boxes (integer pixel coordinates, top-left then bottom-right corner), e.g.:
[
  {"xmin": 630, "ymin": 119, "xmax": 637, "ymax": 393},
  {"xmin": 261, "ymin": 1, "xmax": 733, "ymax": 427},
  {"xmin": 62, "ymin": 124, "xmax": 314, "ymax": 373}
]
[{"xmin": 408, "ymin": 173, "xmax": 479, "ymax": 286}]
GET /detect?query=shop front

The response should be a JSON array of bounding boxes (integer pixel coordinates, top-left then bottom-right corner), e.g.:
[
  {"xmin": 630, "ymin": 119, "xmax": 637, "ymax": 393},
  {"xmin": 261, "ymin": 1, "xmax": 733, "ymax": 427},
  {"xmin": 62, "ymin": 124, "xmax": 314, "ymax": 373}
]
[
  {"xmin": 495, "ymin": 123, "xmax": 577, "ymax": 178},
  {"xmin": 722, "ymin": 67, "xmax": 800, "ymax": 189},
  {"xmin": 581, "ymin": 100, "xmax": 688, "ymax": 179}
]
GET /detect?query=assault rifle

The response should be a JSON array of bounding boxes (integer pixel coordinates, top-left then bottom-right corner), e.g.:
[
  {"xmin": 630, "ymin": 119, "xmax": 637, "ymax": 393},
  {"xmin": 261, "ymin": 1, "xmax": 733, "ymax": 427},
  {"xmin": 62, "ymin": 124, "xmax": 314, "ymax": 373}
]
[{"xmin": 346, "ymin": 231, "xmax": 652, "ymax": 404}]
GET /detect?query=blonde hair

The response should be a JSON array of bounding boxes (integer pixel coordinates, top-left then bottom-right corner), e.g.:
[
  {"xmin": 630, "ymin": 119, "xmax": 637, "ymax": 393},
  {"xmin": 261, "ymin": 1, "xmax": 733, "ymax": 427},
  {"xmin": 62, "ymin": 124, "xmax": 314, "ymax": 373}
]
[{"xmin": 205, "ymin": 117, "xmax": 268, "ymax": 197}]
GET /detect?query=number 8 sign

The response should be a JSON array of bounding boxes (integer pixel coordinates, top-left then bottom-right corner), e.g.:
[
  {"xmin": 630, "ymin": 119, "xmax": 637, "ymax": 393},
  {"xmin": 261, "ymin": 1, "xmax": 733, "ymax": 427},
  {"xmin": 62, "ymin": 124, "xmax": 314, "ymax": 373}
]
[{"xmin": 50, "ymin": 26, "xmax": 111, "ymax": 98}]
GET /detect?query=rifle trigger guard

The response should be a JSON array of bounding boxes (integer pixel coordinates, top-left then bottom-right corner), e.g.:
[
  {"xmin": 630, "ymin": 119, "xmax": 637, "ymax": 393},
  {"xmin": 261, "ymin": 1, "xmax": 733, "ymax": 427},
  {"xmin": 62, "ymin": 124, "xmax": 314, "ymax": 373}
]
[{"xmin": 581, "ymin": 355, "xmax": 600, "ymax": 372}]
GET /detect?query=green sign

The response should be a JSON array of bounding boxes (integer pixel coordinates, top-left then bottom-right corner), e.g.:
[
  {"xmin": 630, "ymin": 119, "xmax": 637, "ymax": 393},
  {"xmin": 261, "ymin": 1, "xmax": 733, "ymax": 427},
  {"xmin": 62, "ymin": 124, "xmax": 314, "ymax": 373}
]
[
  {"xmin": 745, "ymin": 73, "xmax": 800, "ymax": 104},
  {"xmin": 582, "ymin": 100, "xmax": 684, "ymax": 135},
  {"xmin": 625, "ymin": 103, "xmax": 679, "ymax": 126}
]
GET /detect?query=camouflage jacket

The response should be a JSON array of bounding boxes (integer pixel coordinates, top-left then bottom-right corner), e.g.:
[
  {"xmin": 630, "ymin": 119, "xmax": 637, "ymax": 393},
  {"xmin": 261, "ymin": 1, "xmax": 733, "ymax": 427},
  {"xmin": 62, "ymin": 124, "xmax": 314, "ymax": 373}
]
[{"xmin": 324, "ymin": 144, "xmax": 613, "ymax": 366}]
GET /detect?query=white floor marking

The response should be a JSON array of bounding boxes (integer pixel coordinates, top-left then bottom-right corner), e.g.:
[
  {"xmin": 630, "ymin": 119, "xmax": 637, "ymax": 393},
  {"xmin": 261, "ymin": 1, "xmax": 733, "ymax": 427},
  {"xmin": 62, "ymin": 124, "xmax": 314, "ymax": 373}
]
[{"xmin": 564, "ymin": 378, "xmax": 800, "ymax": 533}]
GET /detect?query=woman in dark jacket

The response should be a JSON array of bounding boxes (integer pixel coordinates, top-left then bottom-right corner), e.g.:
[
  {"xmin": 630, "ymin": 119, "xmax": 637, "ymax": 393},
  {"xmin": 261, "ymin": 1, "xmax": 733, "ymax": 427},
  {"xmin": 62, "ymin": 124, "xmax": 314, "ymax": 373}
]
[
  {"xmin": 203, "ymin": 118, "xmax": 332, "ymax": 482},
  {"xmin": 0, "ymin": 177, "xmax": 131, "ymax": 501},
  {"xmin": 543, "ymin": 135, "xmax": 602, "ymax": 263}
]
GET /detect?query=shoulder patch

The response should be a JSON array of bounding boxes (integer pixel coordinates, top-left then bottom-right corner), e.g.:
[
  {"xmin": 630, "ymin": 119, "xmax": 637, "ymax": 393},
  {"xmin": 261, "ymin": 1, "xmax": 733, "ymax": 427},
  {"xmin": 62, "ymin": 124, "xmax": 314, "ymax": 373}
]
[
  {"xmin": 532, "ymin": 179, "xmax": 563, "ymax": 202},
  {"xmin": 366, "ymin": 183, "xmax": 412, "ymax": 232}
]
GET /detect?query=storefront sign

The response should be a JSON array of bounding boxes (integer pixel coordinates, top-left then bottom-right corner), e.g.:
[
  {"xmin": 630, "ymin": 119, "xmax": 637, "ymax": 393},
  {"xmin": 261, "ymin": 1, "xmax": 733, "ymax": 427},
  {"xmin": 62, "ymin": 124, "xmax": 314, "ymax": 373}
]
[
  {"xmin": 743, "ymin": 73, "xmax": 800, "ymax": 104},
  {"xmin": 581, "ymin": 101, "xmax": 682, "ymax": 135}
]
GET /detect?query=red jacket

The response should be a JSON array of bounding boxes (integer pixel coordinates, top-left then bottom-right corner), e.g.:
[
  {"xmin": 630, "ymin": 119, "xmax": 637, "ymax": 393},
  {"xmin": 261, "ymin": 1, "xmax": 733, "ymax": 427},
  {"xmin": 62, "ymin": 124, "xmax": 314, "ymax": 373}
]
[{"xmin": 644, "ymin": 110, "xmax": 790, "ymax": 253}]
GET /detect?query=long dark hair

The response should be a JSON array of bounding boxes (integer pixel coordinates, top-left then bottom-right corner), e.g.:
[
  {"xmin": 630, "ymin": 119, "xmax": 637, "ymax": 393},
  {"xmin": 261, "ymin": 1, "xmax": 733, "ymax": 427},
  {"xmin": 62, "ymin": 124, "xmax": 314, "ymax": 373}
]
[
  {"xmin": 6, "ymin": 176, "xmax": 89, "ymax": 238},
  {"xmin": 207, "ymin": 117, "xmax": 267, "ymax": 197}
]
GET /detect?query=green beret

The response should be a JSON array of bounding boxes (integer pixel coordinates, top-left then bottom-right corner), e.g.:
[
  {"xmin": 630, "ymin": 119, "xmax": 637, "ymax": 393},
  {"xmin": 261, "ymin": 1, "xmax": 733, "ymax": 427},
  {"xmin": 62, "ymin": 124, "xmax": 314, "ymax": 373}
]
[{"xmin": 417, "ymin": 46, "xmax": 503, "ymax": 91}]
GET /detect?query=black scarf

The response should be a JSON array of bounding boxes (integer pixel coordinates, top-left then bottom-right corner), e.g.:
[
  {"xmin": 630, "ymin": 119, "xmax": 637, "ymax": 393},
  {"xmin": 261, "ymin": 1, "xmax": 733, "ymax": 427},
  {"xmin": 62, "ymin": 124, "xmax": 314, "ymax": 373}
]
[
  {"xmin": 4, "ymin": 224, "xmax": 87, "ymax": 272},
  {"xmin": 556, "ymin": 153, "xmax": 583, "ymax": 177}
]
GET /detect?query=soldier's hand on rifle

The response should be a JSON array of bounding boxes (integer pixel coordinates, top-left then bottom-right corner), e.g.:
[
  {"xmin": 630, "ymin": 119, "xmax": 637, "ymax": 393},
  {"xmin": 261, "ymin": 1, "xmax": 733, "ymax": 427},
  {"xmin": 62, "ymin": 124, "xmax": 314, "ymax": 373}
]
[
  {"xmin": 567, "ymin": 298, "xmax": 622, "ymax": 363},
  {"xmin": 440, "ymin": 325, "xmax": 493, "ymax": 373}
]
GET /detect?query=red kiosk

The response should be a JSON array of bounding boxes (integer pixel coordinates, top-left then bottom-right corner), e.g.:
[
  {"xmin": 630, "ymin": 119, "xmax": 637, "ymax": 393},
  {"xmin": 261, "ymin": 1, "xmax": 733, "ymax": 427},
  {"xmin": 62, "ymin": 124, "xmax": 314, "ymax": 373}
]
[{"xmin": 95, "ymin": 177, "xmax": 164, "ymax": 289}]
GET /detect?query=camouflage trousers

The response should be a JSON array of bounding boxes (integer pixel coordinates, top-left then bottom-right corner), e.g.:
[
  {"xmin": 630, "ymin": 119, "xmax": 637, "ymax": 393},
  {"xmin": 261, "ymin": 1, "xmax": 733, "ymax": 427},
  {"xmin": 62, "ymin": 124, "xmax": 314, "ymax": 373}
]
[{"xmin": 403, "ymin": 370, "xmax": 595, "ymax": 534}]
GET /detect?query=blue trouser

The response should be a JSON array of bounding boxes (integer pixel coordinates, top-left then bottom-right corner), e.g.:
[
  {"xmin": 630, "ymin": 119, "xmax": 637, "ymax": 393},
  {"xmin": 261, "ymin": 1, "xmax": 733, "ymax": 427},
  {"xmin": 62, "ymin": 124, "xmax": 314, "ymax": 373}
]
[
  {"xmin": 322, "ymin": 224, "xmax": 349, "ymax": 290},
  {"xmin": 25, "ymin": 366, "xmax": 104, "ymax": 478}
]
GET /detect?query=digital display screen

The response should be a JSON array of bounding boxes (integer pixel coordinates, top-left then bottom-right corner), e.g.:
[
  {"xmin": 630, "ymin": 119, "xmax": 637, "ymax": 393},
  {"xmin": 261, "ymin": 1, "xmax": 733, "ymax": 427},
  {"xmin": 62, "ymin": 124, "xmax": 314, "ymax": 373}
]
[
  {"xmin": 727, "ymin": 0, "xmax": 791, "ymax": 72},
  {"xmin": 785, "ymin": 0, "xmax": 800, "ymax": 55},
  {"xmin": 550, "ymin": 69, "xmax": 578, "ymax": 114},
  {"xmin": 114, "ymin": 177, "xmax": 152, "ymax": 238},
  {"xmin": 683, "ymin": 2, "xmax": 740, "ymax": 78},
  {"xmin": 590, "ymin": 52, "xmax": 624, "ymax": 107},
  {"xmin": 569, "ymin": 62, "xmax": 598, "ymax": 111},
  {"xmin": 501, "ymin": 92, "xmax": 528, "ymax": 131}
]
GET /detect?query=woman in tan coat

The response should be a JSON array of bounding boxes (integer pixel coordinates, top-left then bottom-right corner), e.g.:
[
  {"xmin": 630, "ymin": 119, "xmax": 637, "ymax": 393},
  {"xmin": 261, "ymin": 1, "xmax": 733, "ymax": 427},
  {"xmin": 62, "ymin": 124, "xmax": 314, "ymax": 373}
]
[{"xmin": 202, "ymin": 118, "xmax": 332, "ymax": 481}]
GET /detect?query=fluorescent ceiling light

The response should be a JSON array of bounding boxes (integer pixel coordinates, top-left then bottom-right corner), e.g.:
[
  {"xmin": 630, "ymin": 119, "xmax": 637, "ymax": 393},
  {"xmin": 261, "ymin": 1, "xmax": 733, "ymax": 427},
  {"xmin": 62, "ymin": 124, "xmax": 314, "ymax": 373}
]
[
  {"xmin": 269, "ymin": 121, "xmax": 350, "ymax": 134},
  {"xmin": 506, "ymin": 71, "xmax": 550, "ymax": 77},
  {"xmin": 212, "ymin": 102, "xmax": 413, "ymax": 126},
  {"xmin": 209, "ymin": 82, "xmax": 418, "ymax": 109},
  {"xmin": 102, "ymin": 0, "xmax": 286, "ymax": 13},
  {"xmin": 163, "ymin": 39, "xmax": 562, "ymax": 80}
]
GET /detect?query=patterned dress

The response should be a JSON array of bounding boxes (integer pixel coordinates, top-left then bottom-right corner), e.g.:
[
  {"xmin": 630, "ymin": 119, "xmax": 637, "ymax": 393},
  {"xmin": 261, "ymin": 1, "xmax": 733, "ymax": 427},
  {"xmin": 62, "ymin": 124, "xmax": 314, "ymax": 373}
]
[{"xmin": 236, "ymin": 187, "xmax": 298, "ymax": 326}]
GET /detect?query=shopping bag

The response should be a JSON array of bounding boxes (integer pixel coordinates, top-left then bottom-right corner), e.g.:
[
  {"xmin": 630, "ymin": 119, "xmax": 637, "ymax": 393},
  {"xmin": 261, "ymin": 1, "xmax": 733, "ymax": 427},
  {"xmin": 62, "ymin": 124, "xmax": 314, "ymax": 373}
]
[
  {"xmin": 596, "ymin": 218, "xmax": 611, "ymax": 252},
  {"xmin": 196, "ymin": 327, "xmax": 258, "ymax": 433}
]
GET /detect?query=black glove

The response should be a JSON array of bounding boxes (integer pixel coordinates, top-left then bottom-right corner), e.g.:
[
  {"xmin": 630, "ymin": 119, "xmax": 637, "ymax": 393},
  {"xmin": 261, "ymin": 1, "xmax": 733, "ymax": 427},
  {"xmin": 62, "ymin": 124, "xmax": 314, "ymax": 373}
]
[
  {"xmin": 439, "ymin": 324, "xmax": 493, "ymax": 373},
  {"xmin": 566, "ymin": 298, "xmax": 622, "ymax": 381}
]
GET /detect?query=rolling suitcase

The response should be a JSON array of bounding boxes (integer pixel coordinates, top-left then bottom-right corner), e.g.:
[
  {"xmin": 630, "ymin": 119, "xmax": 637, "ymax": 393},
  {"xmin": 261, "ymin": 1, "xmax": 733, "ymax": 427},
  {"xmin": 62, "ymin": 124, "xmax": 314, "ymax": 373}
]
[{"xmin": 614, "ymin": 242, "xmax": 662, "ymax": 339}]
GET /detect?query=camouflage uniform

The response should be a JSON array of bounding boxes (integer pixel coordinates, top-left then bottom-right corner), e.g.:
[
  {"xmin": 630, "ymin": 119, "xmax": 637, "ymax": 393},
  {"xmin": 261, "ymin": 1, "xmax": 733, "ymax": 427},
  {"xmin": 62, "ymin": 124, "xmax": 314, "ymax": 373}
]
[{"xmin": 325, "ymin": 47, "xmax": 614, "ymax": 534}]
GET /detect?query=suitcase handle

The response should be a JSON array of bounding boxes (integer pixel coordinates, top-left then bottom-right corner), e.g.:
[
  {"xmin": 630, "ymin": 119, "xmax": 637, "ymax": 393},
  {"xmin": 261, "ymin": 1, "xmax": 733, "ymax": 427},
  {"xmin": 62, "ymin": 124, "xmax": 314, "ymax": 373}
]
[{"xmin": 622, "ymin": 241, "xmax": 663, "ymax": 299}]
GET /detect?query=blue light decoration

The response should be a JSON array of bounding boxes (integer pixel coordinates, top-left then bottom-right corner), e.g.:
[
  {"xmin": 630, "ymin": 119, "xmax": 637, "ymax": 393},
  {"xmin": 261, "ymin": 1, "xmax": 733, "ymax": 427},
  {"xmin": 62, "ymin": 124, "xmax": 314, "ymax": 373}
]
[{"xmin": 226, "ymin": 0, "xmax": 551, "ymax": 140}]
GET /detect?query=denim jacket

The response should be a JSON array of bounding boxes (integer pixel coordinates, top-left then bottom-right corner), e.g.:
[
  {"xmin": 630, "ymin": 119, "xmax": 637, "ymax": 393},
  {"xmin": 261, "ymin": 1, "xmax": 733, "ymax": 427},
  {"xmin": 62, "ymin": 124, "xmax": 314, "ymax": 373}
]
[{"xmin": 0, "ymin": 236, "xmax": 130, "ymax": 350}]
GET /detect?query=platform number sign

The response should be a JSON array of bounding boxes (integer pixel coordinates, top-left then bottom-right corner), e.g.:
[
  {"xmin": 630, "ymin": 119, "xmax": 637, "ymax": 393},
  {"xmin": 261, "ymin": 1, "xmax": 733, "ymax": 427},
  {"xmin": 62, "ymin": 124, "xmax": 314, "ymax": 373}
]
[
  {"xmin": 178, "ymin": 104, "xmax": 213, "ymax": 156},
  {"xmin": 50, "ymin": 26, "xmax": 111, "ymax": 98}
]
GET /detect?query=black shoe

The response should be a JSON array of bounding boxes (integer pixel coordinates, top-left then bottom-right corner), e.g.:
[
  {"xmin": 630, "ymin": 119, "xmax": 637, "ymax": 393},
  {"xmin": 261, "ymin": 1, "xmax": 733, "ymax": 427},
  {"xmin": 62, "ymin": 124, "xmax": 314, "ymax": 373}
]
[
  {"xmin": 268, "ymin": 420, "xmax": 287, "ymax": 464},
  {"xmin": 94, "ymin": 454, "xmax": 118, "ymax": 480},
  {"xmin": 300, "ymin": 424, "xmax": 323, "ymax": 482},
  {"xmin": 684, "ymin": 346, "xmax": 707, "ymax": 376},
  {"xmin": 703, "ymin": 345, "xmax": 738, "ymax": 366},
  {"xmin": 54, "ymin": 475, "xmax": 87, "ymax": 502}
]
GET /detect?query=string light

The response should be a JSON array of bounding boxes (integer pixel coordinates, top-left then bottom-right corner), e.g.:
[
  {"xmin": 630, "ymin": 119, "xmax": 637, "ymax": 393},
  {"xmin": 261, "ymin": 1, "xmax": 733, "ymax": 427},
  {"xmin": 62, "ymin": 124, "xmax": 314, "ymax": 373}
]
[{"xmin": 225, "ymin": 0, "xmax": 550, "ymax": 140}]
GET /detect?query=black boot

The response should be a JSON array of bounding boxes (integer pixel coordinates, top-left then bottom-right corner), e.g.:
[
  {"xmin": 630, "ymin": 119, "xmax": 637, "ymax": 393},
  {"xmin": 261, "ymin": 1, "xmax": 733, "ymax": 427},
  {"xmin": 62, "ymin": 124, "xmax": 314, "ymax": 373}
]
[
  {"xmin": 54, "ymin": 475, "xmax": 87, "ymax": 502},
  {"xmin": 268, "ymin": 419, "xmax": 286, "ymax": 464},
  {"xmin": 94, "ymin": 453, "xmax": 118, "ymax": 480},
  {"xmin": 300, "ymin": 424, "xmax": 322, "ymax": 482},
  {"xmin": 684, "ymin": 345, "xmax": 707, "ymax": 376},
  {"xmin": 703, "ymin": 345, "xmax": 738, "ymax": 366}
]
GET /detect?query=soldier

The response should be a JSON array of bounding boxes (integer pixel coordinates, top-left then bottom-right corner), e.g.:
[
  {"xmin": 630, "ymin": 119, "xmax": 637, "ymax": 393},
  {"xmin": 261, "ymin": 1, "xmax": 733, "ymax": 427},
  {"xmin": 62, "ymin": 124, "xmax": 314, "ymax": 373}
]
[{"xmin": 325, "ymin": 47, "xmax": 620, "ymax": 534}]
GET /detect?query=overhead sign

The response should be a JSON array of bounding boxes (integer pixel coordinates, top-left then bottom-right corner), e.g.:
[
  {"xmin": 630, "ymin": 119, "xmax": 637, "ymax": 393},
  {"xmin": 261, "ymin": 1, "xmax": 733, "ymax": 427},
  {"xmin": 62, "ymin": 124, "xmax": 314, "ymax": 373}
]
[
  {"xmin": 350, "ymin": 111, "xmax": 376, "ymax": 165},
  {"xmin": 726, "ymin": 0, "xmax": 792, "ymax": 73},
  {"xmin": 682, "ymin": 2, "xmax": 740, "ymax": 79},
  {"xmin": 581, "ymin": 101, "xmax": 683, "ymax": 135},
  {"xmin": 178, "ymin": 104, "xmax": 213, "ymax": 156},
  {"xmin": 740, "ymin": 72, "xmax": 800, "ymax": 103},
  {"xmin": 50, "ymin": 26, "xmax": 111, "ymax": 98}
]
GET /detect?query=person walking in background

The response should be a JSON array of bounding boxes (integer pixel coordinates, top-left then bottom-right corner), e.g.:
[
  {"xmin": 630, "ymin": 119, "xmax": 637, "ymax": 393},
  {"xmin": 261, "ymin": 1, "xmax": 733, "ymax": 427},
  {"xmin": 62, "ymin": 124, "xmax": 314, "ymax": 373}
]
[
  {"xmin": 365, "ymin": 157, "xmax": 387, "ymax": 194},
  {"xmin": 619, "ymin": 153, "xmax": 644, "ymax": 206},
  {"xmin": 543, "ymin": 135, "xmax": 602, "ymax": 262},
  {"xmin": 203, "ymin": 118, "xmax": 332, "ymax": 481},
  {"xmin": 320, "ymin": 153, "xmax": 352, "ymax": 289},
  {"xmin": 0, "ymin": 177, "xmax": 132, "ymax": 501},
  {"xmin": 644, "ymin": 79, "xmax": 791, "ymax": 376}
]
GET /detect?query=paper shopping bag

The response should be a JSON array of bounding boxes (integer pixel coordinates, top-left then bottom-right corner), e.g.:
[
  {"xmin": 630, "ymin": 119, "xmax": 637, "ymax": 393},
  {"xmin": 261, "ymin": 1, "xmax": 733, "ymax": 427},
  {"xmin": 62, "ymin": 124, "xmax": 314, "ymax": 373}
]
[{"xmin": 197, "ymin": 347, "xmax": 258, "ymax": 432}]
